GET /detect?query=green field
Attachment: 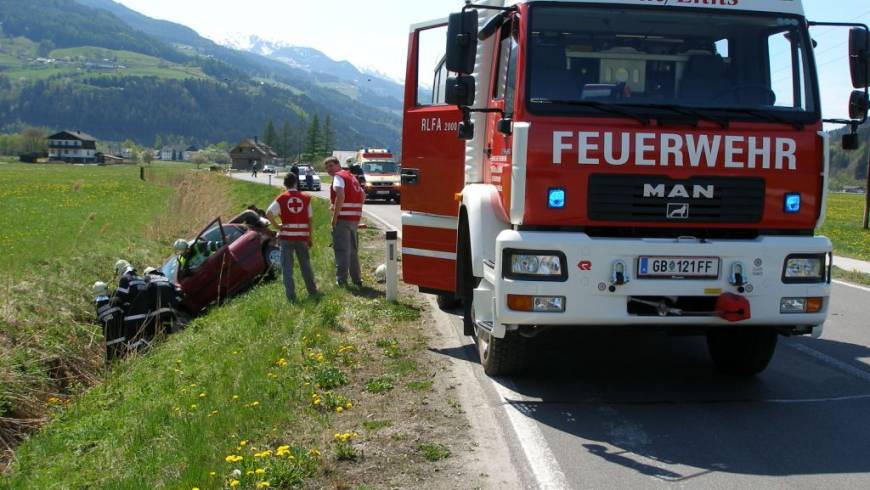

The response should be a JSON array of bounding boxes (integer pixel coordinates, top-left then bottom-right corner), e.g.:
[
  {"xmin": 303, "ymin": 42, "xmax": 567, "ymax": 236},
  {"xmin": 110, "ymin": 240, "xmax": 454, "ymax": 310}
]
[
  {"xmin": 0, "ymin": 42, "xmax": 206, "ymax": 82},
  {"xmin": 819, "ymin": 193, "xmax": 870, "ymax": 261},
  {"xmin": 0, "ymin": 164, "xmax": 445, "ymax": 488}
]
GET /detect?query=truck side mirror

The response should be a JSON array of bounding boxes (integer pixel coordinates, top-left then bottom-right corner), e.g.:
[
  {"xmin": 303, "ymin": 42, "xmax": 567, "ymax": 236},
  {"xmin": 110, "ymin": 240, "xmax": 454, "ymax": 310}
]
[
  {"xmin": 458, "ymin": 119, "xmax": 475, "ymax": 141},
  {"xmin": 842, "ymin": 132, "xmax": 859, "ymax": 150},
  {"xmin": 445, "ymin": 75, "xmax": 476, "ymax": 106},
  {"xmin": 849, "ymin": 28, "xmax": 870, "ymax": 88},
  {"xmin": 446, "ymin": 10, "xmax": 479, "ymax": 75},
  {"xmin": 849, "ymin": 90, "xmax": 869, "ymax": 119}
]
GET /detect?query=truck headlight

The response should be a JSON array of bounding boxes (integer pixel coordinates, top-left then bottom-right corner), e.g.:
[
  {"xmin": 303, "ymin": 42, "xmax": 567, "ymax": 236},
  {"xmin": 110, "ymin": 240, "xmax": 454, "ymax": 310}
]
[
  {"xmin": 503, "ymin": 250, "xmax": 567, "ymax": 281},
  {"xmin": 782, "ymin": 254, "xmax": 826, "ymax": 283}
]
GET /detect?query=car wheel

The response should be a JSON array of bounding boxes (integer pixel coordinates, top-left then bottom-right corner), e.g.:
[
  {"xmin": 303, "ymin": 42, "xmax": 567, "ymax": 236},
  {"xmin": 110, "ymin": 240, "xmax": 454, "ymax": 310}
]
[{"xmin": 266, "ymin": 245, "xmax": 282, "ymax": 273}]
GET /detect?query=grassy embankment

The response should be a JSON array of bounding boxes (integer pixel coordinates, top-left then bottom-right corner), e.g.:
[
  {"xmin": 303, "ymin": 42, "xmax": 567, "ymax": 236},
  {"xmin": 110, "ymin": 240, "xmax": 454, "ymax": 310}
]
[
  {"xmin": 819, "ymin": 193, "xmax": 870, "ymax": 284},
  {"xmin": 1, "ymin": 162, "xmax": 460, "ymax": 488},
  {"xmin": 0, "ymin": 162, "xmax": 274, "ymax": 452}
]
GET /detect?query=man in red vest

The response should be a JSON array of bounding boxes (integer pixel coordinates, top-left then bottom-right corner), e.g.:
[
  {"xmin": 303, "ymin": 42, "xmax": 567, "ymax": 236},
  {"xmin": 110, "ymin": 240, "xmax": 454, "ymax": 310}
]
[
  {"xmin": 266, "ymin": 173, "xmax": 318, "ymax": 302},
  {"xmin": 325, "ymin": 156, "xmax": 363, "ymax": 287}
]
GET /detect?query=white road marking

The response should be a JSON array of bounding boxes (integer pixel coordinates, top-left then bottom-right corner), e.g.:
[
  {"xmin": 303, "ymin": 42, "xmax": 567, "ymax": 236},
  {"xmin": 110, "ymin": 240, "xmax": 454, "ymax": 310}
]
[
  {"xmin": 787, "ymin": 341, "xmax": 870, "ymax": 384},
  {"xmin": 833, "ymin": 279, "xmax": 870, "ymax": 294},
  {"xmin": 488, "ymin": 379, "xmax": 571, "ymax": 490}
]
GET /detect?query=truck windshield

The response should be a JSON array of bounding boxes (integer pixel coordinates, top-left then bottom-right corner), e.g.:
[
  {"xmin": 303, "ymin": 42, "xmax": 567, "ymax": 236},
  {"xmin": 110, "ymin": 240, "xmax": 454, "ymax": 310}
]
[
  {"xmin": 527, "ymin": 6, "xmax": 817, "ymax": 120},
  {"xmin": 362, "ymin": 162, "xmax": 399, "ymax": 173}
]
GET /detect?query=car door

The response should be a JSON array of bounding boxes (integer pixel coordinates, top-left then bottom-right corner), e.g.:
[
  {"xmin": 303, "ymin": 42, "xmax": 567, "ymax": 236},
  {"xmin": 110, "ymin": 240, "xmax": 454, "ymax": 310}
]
[{"xmin": 178, "ymin": 218, "xmax": 228, "ymax": 311}]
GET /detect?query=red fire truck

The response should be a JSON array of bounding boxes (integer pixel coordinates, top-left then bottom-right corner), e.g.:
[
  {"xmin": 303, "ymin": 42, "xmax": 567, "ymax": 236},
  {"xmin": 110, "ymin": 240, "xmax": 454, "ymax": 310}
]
[{"xmin": 400, "ymin": 0, "xmax": 870, "ymax": 376}]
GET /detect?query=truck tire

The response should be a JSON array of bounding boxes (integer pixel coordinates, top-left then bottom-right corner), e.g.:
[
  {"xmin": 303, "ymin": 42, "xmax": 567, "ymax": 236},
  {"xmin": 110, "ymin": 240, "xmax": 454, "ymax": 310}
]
[
  {"xmin": 707, "ymin": 329, "xmax": 778, "ymax": 376},
  {"xmin": 477, "ymin": 326, "xmax": 527, "ymax": 376},
  {"xmin": 436, "ymin": 293, "xmax": 460, "ymax": 310}
]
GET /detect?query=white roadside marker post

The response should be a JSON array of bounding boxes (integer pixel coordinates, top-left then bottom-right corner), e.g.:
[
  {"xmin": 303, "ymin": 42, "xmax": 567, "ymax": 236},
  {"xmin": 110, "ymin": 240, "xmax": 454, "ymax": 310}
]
[{"xmin": 385, "ymin": 230, "xmax": 398, "ymax": 301}]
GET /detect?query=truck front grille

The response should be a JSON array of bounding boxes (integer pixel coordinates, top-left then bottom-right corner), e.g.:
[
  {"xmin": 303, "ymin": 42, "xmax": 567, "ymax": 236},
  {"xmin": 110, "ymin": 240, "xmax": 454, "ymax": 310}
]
[{"xmin": 588, "ymin": 174, "xmax": 765, "ymax": 224}]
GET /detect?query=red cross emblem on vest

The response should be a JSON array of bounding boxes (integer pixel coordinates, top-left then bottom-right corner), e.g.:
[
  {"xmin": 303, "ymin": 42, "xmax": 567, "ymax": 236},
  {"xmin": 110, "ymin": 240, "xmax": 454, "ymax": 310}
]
[{"xmin": 286, "ymin": 197, "xmax": 304, "ymax": 214}]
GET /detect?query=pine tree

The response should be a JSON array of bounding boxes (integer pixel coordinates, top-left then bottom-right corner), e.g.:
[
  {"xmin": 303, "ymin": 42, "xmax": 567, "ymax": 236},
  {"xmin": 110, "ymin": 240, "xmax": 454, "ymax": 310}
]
[
  {"xmin": 304, "ymin": 114, "xmax": 320, "ymax": 161},
  {"xmin": 154, "ymin": 134, "xmax": 163, "ymax": 149},
  {"xmin": 281, "ymin": 120, "xmax": 292, "ymax": 159},
  {"xmin": 263, "ymin": 118, "xmax": 277, "ymax": 149},
  {"xmin": 322, "ymin": 115, "xmax": 334, "ymax": 155}
]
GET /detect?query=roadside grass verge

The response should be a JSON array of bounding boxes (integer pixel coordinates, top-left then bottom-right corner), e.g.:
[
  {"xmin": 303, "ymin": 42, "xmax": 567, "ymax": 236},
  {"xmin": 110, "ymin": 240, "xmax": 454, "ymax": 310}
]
[
  {"xmin": 820, "ymin": 193, "xmax": 870, "ymax": 261},
  {"xmin": 0, "ymin": 164, "xmax": 281, "ymax": 461},
  {"xmin": 4, "ymin": 217, "xmax": 464, "ymax": 488},
  {"xmin": 832, "ymin": 266, "xmax": 870, "ymax": 287}
]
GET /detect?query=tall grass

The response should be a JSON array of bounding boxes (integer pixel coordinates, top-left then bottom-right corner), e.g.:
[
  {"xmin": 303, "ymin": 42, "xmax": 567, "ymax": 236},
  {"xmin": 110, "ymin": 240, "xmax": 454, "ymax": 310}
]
[
  {"xmin": 0, "ymin": 164, "xmax": 282, "ymax": 462},
  {"xmin": 819, "ymin": 193, "xmax": 870, "ymax": 261}
]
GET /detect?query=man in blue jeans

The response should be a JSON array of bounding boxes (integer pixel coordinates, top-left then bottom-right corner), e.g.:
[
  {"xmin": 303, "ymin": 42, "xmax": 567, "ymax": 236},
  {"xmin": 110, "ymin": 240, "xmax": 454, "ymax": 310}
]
[{"xmin": 266, "ymin": 173, "xmax": 318, "ymax": 302}]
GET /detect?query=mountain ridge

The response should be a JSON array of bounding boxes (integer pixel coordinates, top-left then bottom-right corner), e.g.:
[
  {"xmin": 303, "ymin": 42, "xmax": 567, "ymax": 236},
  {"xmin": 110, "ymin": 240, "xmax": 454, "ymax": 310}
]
[{"xmin": 0, "ymin": 0, "xmax": 401, "ymax": 152}]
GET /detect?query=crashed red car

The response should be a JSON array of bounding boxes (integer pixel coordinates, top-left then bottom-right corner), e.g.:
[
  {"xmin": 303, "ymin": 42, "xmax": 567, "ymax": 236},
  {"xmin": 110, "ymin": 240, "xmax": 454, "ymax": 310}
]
[{"xmin": 161, "ymin": 212, "xmax": 281, "ymax": 313}]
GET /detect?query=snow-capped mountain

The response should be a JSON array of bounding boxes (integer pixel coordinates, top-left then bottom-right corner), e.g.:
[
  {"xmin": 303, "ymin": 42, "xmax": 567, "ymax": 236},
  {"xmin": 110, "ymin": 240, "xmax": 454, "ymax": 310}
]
[{"xmin": 213, "ymin": 35, "xmax": 406, "ymax": 103}]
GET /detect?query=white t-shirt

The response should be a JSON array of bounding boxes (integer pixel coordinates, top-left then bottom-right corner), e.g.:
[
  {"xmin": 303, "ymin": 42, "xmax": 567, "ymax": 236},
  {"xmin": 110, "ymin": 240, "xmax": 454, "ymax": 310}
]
[{"xmin": 332, "ymin": 174, "xmax": 345, "ymax": 189}]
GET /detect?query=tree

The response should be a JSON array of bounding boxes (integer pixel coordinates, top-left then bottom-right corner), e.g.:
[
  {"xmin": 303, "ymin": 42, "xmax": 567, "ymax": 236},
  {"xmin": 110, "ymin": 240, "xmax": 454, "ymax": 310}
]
[
  {"xmin": 212, "ymin": 150, "xmax": 230, "ymax": 166},
  {"xmin": 37, "ymin": 39, "xmax": 55, "ymax": 58},
  {"xmin": 323, "ymin": 115, "xmax": 334, "ymax": 155},
  {"xmin": 141, "ymin": 149, "xmax": 154, "ymax": 165},
  {"xmin": 304, "ymin": 114, "xmax": 320, "ymax": 162},
  {"xmin": 20, "ymin": 127, "xmax": 45, "ymax": 154},
  {"xmin": 191, "ymin": 150, "xmax": 209, "ymax": 169},
  {"xmin": 280, "ymin": 120, "xmax": 292, "ymax": 159},
  {"xmin": 154, "ymin": 134, "xmax": 163, "ymax": 149},
  {"xmin": 263, "ymin": 118, "xmax": 277, "ymax": 150}
]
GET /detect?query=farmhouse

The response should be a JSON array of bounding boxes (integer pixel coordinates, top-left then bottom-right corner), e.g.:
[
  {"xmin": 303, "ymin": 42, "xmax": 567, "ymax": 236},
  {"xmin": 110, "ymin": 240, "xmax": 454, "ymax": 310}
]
[
  {"xmin": 47, "ymin": 130, "xmax": 98, "ymax": 163},
  {"xmin": 230, "ymin": 137, "xmax": 278, "ymax": 170},
  {"xmin": 160, "ymin": 145, "xmax": 186, "ymax": 162}
]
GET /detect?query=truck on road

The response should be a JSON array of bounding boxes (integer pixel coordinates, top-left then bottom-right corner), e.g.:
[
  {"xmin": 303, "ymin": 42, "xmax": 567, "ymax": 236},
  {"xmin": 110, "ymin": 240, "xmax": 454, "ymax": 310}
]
[
  {"xmin": 400, "ymin": 0, "xmax": 870, "ymax": 376},
  {"xmin": 355, "ymin": 148, "xmax": 402, "ymax": 203}
]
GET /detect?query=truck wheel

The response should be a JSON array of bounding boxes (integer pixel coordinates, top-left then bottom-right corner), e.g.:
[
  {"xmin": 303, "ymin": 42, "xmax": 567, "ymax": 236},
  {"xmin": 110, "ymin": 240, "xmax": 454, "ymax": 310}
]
[
  {"xmin": 477, "ymin": 326, "xmax": 527, "ymax": 376},
  {"xmin": 436, "ymin": 293, "xmax": 460, "ymax": 310},
  {"xmin": 707, "ymin": 329, "xmax": 778, "ymax": 376}
]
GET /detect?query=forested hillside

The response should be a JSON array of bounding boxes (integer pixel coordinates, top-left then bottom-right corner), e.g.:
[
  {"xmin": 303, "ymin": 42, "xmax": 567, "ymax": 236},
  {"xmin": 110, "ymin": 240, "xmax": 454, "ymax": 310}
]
[
  {"xmin": 0, "ymin": 0, "xmax": 401, "ymax": 151},
  {"xmin": 828, "ymin": 122, "xmax": 870, "ymax": 189}
]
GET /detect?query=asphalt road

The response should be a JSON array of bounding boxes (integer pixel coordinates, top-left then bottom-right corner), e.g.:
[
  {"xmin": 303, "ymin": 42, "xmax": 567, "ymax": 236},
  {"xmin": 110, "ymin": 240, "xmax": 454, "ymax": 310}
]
[{"xmin": 234, "ymin": 171, "xmax": 870, "ymax": 488}]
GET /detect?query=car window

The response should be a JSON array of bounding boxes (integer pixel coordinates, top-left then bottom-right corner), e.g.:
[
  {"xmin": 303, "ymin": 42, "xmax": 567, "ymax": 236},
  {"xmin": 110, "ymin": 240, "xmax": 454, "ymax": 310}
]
[
  {"xmin": 200, "ymin": 225, "xmax": 224, "ymax": 244},
  {"xmin": 223, "ymin": 225, "xmax": 246, "ymax": 244}
]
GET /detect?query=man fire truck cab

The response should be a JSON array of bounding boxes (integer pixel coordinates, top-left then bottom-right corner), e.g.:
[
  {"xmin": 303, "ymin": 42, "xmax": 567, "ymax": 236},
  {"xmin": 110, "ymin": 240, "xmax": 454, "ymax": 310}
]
[{"xmin": 400, "ymin": 0, "xmax": 870, "ymax": 376}]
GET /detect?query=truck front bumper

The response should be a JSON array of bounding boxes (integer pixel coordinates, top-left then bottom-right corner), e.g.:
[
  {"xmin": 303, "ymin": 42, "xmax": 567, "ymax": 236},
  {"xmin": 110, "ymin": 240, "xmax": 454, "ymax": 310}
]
[{"xmin": 485, "ymin": 231, "xmax": 831, "ymax": 329}]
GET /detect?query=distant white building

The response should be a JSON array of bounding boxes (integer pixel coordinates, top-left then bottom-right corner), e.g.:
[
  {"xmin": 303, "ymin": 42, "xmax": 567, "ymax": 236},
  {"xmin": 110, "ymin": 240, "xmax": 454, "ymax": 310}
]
[{"xmin": 47, "ymin": 130, "xmax": 98, "ymax": 163}]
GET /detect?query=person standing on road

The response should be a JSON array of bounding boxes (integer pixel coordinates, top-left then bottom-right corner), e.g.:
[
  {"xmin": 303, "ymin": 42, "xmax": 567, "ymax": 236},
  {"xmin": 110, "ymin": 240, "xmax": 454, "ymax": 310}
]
[
  {"xmin": 251, "ymin": 161, "xmax": 259, "ymax": 178},
  {"xmin": 291, "ymin": 163, "xmax": 300, "ymax": 180},
  {"xmin": 325, "ymin": 156, "xmax": 363, "ymax": 287},
  {"xmin": 266, "ymin": 172, "xmax": 318, "ymax": 302}
]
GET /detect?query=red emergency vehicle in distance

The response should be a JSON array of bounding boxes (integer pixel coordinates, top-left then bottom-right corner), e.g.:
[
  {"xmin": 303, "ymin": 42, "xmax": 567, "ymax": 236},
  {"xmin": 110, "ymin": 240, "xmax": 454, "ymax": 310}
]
[{"xmin": 400, "ymin": 0, "xmax": 870, "ymax": 376}]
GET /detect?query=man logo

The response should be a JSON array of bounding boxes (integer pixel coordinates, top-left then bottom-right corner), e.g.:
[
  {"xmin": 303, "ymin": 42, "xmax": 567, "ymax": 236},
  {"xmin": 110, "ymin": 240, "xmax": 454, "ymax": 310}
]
[{"xmin": 667, "ymin": 203, "xmax": 690, "ymax": 219}]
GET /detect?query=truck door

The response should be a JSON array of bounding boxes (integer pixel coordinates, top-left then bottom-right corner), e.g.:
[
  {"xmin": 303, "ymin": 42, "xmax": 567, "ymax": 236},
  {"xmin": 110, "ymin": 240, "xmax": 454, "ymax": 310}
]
[
  {"xmin": 483, "ymin": 17, "xmax": 519, "ymax": 212},
  {"xmin": 401, "ymin": 20, "xmax": 465, "ymax": 295}
]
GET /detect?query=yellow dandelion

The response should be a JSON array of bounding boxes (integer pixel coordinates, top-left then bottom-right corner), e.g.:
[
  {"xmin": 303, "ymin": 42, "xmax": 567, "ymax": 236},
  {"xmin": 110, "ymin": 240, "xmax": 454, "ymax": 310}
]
[
  {"xmin": 345, "ymin": 402, "xmax": 352, "ymax": 409},
  {"xmin": 256, "ymin": 482, "xmax": 270, "ymax": 489},
  {"xmin": 199, "ymin": 392, "xmax": 206, "ymax": 398},
  {"xmin": 240, "ymin": 440, "xmax": 248, "ymax": 446},
  {"xmin": 255, "ymin": 468, "xmax": 266, "ymax": 475},
  {"xmin": 232, "ymin": 395, "xmax": 239, "ymax": 400},
  {"xmin": 229, "ymin": 480, "xmax": 240, "ymax": 488},
  {"xmin": 209, "ymin": 472, "xmax": 216, "ymax": 477},
  {"xmin": 336, "ymin": 406, "xmax": 343, "ymax": 413},
  {"xmin": 246, "ymin": 470, "xmax": 255, "ymax": 476},
  {"xmin": 190, "ymin": 404, "xmax": 198, "ymax": 410}
]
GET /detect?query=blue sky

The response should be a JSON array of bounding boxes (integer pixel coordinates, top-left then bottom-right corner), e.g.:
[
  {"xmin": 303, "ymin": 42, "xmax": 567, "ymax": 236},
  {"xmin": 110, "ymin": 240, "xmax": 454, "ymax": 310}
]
[{"xmin": 116, "ymin": 0, "xmax": 869, "ymax": 119}]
